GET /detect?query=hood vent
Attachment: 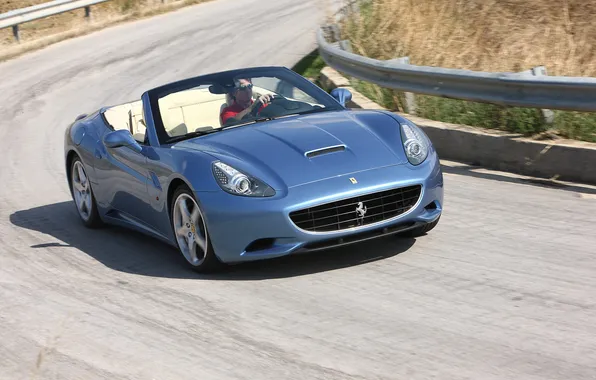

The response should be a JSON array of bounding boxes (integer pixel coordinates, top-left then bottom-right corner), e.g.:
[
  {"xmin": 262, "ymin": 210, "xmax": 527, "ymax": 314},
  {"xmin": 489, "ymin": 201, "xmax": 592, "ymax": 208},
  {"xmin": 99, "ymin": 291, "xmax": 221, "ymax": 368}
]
[{"xmin": 305, "ymin": 145, "xmax": 346, "ymax": 158}]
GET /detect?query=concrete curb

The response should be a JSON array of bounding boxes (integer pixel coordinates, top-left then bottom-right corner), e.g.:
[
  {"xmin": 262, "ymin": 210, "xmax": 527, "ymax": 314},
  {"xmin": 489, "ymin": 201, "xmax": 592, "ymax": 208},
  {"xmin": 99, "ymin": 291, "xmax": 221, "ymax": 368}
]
[{"xmin": 319, "ymin": 66, "xmax": 596, "ymax": 186}]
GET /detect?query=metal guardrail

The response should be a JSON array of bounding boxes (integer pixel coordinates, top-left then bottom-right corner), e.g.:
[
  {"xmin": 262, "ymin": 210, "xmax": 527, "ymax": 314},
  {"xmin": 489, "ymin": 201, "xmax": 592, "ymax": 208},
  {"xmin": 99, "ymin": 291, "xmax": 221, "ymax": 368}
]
[
  {"xmin": 0, "ymin": 0, "xmax": 111, "ymax": 42},
  {"xmin": 316, "ymin": 25, "xmax": 596, "ymax": 113}
]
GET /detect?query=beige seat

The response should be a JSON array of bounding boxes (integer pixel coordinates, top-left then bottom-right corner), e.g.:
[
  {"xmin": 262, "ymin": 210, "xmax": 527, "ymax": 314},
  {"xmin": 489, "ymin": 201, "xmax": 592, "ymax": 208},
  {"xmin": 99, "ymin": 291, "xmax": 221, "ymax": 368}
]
[
  {"xmin": 103, "ymin": 100, "xmax": 147, "ymax": 143},
  {"xmin": 158, "ymin": 87, "xmax": 227, "ymax": 135},
  {"xmin": 103, "ymin": 104, "xmax": 131, "ymax": 132},
  {"xmin": 133, "ymin": 119, "xmax": 147, "ymax": 143}
]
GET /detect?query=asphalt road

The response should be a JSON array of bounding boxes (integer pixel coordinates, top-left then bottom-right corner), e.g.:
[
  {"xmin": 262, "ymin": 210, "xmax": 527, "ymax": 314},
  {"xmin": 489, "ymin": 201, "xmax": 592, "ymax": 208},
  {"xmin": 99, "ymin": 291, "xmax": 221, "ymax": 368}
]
[{"xmin": 1, "ymin": 0, "xmax": 596, "ymax": 379}]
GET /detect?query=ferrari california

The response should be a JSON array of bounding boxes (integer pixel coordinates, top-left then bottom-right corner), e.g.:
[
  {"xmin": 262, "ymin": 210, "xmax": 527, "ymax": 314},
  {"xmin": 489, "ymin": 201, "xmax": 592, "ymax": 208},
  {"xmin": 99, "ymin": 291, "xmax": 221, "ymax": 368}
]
[{"xmin": 64, "ymin": 66, "xmax": 444, "ymax": 272}]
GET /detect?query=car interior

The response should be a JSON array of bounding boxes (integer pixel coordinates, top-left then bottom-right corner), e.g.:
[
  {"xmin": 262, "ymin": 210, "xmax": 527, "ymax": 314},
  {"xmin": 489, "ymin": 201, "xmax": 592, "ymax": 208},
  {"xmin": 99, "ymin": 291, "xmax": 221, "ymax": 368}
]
[
  {"xmin": 156, "ymin": 84, "xmax": 279, "ymax": 137},
  {"xmin": 101, "ymin": 77, "xmax": 319, "ymax": 144},
  {"xmin": 102, "ymin": 99, "xmax": 147, "ymax": 143}
]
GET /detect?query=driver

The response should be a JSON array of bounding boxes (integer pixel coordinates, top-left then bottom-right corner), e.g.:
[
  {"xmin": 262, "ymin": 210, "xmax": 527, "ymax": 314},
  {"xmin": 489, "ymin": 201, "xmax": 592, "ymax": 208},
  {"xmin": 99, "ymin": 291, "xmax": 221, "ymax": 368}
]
[{"xmin": 220, "ymin": 78, "xmax": 272, "ymax": 125}]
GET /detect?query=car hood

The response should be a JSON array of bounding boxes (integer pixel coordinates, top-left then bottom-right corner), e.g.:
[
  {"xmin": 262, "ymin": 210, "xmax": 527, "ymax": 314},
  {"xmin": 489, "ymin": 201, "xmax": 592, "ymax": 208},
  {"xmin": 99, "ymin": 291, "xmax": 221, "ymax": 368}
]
[{"xmin": 175, "ymin": 110, "xmax": 409, "ymax": 188}]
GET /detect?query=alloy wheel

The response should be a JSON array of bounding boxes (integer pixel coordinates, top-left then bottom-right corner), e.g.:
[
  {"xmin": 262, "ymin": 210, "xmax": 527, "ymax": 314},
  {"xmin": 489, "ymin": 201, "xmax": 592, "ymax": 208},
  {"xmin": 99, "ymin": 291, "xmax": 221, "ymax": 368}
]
[
  {"xmin": 172, "ymin": 193, "xmax": 209, "ymax": 266},
  {"xmin": 71, "ymin": 160, "xmax": 92, "ymax": 222}
]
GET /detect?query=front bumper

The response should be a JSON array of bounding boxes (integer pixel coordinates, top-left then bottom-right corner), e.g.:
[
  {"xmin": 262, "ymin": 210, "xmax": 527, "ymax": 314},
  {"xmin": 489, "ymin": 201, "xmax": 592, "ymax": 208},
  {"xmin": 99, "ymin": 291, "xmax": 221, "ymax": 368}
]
[{"xmin": 196, "ymin": 152, "xmax": 444, "ymax": 263}]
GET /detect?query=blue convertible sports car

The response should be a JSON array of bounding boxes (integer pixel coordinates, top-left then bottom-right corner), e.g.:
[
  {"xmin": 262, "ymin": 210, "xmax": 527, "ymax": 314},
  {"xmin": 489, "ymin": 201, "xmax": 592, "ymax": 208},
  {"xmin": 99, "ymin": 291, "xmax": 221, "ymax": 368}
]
[{"xmin": 64, "ymin": 66, "xmax": 443, "ymax": 272}]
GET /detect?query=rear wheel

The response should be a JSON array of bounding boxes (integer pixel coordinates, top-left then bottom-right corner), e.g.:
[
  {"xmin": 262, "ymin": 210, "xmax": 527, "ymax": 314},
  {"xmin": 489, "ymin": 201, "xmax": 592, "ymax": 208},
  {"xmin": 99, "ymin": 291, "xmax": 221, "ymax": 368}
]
[
  {"xmin": 70, "ymin": 157, "xmax": 103, "ymax": 228},
  {"xmin": 170, "ymin": 185, "xmax": 223, "ymax": 272}
]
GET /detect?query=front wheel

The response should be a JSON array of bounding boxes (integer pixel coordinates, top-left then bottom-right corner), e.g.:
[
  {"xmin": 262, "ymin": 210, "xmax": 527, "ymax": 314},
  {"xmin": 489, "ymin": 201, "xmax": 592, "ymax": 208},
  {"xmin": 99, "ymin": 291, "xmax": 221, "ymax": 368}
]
[{"xmin": 170, "ymin": 185, "xmax": 223, "ymax": 273}]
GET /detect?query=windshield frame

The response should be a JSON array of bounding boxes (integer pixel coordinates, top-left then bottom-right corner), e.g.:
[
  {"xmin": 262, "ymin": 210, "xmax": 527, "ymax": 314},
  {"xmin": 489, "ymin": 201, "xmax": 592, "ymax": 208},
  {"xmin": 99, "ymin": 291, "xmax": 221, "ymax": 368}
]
[{"xmin": 146, "ymin": 66, "xmax": 346, "ymax": 146}]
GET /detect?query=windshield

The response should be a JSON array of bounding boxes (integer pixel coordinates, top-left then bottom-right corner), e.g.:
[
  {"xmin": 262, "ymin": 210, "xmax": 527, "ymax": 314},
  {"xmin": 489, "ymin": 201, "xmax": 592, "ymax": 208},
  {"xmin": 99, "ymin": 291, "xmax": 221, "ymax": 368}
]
[{"xmin": 148, "ymin": 67, "xmax": 344, "ymax": 144}]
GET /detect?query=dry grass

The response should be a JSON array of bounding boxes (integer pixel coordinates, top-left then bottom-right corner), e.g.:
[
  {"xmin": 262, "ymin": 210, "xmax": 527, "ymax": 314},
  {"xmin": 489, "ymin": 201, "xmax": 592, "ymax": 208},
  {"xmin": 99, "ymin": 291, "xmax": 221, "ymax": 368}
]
[
  {"xmin": 0, "ymin": 0, "xmax": 210, "ymax": 60},
  {"xmin": 341, "ymin": 0, "xmax": 596, "ymax": 76},
  {"xmin": 337, "ymin": 0, "xmax": 596, "ymax": 142},
  {"xmin": 2, "ymin": 0, "xmax": 148, "ymax": 45},
  {"xmin": 1, "ymin": 0, "xmax": 48, "ymax": 13}
]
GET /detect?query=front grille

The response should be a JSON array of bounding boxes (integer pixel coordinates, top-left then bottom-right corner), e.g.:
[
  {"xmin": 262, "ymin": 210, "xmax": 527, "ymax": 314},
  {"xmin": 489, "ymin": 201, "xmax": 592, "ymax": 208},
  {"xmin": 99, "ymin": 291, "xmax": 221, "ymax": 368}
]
[{"xmin": 289, "ymin": 185, "xmax": 422, "ymax": 232}]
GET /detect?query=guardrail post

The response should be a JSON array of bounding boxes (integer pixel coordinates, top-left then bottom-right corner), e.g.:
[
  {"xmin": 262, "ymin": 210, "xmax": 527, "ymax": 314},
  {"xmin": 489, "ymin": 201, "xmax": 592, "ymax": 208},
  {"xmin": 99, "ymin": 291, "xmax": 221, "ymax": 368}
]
[
  {"xmin": 391, "ymin": 57, "xmax": 417, "ymax": 115},
  {"xmin": 12, "ymin": 25, "xmax": 20, "ymax": 43},
  {"xmin": 84, "ymin": 5, "xmax": 91, "ymax": 21},
  {"xmin": 330, "ymin": 24, "xmax": 341, "ymax": 42},
  {"xmin": 338, "ymin": 40, "xmax": 352, "ymax": 53},
  {"xmin": 531, "ymin": 66, "xmax": 555, "ymax": 125}
]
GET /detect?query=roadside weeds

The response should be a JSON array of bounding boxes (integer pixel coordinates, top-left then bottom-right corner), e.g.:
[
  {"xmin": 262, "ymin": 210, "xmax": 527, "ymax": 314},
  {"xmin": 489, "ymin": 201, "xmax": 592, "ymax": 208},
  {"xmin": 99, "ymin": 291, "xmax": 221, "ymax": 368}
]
[{"xmin": 0, "ymin": 0, "xmax": 212, "ymax": 63}]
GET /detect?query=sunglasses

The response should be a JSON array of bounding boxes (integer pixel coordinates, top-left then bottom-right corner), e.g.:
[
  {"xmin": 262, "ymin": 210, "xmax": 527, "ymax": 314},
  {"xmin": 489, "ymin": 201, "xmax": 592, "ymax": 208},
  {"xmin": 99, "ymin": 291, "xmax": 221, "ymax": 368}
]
[{"xmin": 236, "ymin": 83, "xmax": 253, "ymax": 91}]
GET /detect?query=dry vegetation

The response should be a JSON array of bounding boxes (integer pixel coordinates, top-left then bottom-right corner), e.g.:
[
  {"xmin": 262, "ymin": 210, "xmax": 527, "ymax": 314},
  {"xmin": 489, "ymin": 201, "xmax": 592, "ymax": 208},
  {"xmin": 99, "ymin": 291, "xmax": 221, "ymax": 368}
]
[
  {"xmin": 0, "ymin": 0, "xmax": 209, "ymax": 60},
  {"xmin": 1, "ymin": 0, "xmax": 47, "ymax": 13},
  {"xmin": 337, "ymin": 0, "xmax": 596, "ymax": 142},
  {"xmin": 342, "ymin": 0, "xmax": 596, "ymax": 76},
  {"xmin": 1, "ymin": 0, "xmax": 150, "ymax": 45}
]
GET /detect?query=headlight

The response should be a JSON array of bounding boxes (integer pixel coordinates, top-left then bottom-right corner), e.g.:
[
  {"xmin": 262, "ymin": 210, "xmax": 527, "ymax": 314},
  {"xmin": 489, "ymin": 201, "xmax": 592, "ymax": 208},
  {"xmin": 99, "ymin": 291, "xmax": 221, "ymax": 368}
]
[
  {"xmin": 400, "ymin": 121, "xmax": 430, "ymax": 165},
  {"xmin": 212, "ymin": 161, "xmax": 275, "ymax": 197}
]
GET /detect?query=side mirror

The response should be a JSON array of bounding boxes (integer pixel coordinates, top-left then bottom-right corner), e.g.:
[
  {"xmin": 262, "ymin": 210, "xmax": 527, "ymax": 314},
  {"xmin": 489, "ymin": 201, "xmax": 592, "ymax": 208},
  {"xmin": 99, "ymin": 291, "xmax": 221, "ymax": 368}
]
[
  {"xmin": 330, "ymin": 88, "xmax": 352, "ymax": 107},
  {"xmin": 104, "ymin": 129, "xmax": 143, "ymax": 154}
]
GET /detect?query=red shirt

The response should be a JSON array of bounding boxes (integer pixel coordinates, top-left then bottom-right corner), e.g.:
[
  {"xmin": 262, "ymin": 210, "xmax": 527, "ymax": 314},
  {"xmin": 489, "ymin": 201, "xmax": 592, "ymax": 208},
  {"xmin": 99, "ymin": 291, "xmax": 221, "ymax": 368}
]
[{"xmin": 220, "ymin": 100, "xmax": 269, "ymax": 124}]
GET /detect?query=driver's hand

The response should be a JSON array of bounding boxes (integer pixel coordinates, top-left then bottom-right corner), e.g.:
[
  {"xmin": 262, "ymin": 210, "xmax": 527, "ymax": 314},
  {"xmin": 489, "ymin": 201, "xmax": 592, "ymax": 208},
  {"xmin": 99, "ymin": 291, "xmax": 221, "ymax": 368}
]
[{"xmin": 256, "ymin": 94, "xmax": 272, "ymax": 105}]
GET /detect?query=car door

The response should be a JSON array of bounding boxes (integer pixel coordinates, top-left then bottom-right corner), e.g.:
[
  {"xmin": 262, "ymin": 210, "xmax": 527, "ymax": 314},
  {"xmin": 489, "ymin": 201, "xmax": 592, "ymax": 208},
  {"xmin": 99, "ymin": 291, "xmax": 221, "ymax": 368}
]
[
  {"xmin": 93, "ymin": 129, "xmax": 154, "ymax": 231},
  {"xmin": 97, "ymin": 147, "xmax": 150, "ymax": 218}
]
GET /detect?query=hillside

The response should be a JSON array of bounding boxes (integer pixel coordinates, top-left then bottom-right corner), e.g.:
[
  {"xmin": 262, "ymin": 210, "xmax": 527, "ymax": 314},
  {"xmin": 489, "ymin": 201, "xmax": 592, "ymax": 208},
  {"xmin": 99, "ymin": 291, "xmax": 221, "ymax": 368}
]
[{"xmin": 340, "ymin": 0, "xmax": 596, "ymax": 142}]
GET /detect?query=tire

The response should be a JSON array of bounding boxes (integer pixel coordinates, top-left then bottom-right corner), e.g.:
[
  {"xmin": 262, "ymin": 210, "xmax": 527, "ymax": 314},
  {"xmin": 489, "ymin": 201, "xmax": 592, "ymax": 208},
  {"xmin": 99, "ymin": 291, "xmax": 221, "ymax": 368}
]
[
  {"xmin": 403, "ymin": 217, "xmax": 440, "ymax": 237},
  {"xmin": 70, "ymin": 156, "xmax": 103, "ymax": 228},
  {"xmin": 170, "ymin": 185, "xmax": 224, "ymax": 273}
]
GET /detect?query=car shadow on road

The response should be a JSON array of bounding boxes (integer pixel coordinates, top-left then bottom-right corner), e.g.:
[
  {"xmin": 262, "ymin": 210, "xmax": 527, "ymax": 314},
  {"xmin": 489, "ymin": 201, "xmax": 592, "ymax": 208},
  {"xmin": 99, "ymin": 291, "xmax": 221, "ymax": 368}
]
[{"xmin": 9, "ymin": 201, "xmax": 417, "ymax": 280}]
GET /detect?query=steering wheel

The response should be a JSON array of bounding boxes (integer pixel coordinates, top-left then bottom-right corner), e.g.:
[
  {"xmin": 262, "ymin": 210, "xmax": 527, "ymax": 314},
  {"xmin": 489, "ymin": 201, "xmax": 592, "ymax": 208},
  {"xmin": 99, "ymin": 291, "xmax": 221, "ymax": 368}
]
[
  {"xmin": 242, "ymin": 94, "xmax": 318, "ymax": 121},
  {"xmin": 250, "ymin": 94, "xmax": 284, "ymax": 117}
]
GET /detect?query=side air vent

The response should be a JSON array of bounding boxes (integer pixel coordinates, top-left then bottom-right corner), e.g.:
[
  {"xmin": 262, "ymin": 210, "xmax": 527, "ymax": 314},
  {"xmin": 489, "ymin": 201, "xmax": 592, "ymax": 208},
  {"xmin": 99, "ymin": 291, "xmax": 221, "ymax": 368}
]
[
  {"xmin": 245, "ymin": 238, "xmax": 275, "ymax": 252},
  {"xmin": 305, "ymin": 145, "xmax": 346, "ymax": 158}
]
